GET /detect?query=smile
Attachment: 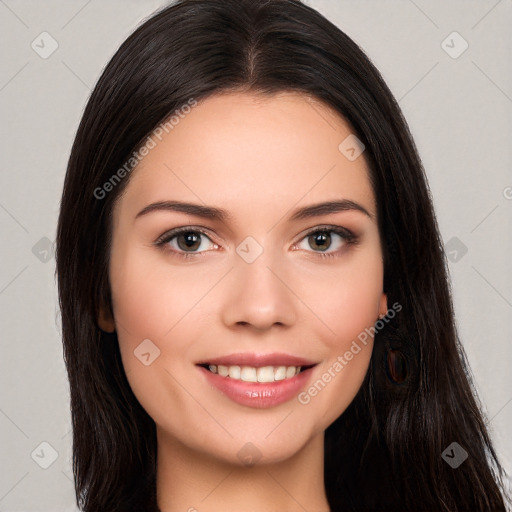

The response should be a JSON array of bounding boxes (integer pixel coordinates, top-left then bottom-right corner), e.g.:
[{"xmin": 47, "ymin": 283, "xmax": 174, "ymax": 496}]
[
  {"xmin": 196, "ymin": 353, "xmax": 318, "ymax": 408},
  {"xmin": 203, "ymin": 364, "xmax": 309, "ymax": 382}
]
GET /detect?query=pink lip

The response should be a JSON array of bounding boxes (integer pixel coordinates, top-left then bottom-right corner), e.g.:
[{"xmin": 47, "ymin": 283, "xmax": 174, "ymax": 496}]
[
  {"xmin": 196, "ymin": 352, "xmax": 317, "ymax": 368},
  {"xmin": 197, "ymin": 364, "xmax": 317, "ymax": 409}
]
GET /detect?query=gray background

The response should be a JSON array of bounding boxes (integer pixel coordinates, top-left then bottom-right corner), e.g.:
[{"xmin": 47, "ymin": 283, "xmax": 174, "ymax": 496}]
[{"xmin": 1, "ymin": 0, "xmax": 511, "ymax": 510}]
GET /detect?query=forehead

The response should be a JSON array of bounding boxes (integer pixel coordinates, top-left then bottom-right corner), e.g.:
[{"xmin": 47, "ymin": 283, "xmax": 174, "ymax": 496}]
[{"xmin": 115, "ymin": 91, "xmax": 375, "ymax": 222}]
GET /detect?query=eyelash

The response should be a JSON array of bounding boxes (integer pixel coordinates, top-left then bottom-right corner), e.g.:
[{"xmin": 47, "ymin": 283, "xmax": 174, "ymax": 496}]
[{"xmin": 153, "ymin": 225, "xmax": 359, "ymax": 260}]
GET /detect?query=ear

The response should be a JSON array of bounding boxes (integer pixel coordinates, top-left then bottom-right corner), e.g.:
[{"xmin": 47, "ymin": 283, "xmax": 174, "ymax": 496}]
[
  {"xmin": 97, "ymin": 300, "xmax": 116, "ymax": 333},
  {"xmin": 378, "ymin": 292, "xmax": 388, "ymax": 319}
]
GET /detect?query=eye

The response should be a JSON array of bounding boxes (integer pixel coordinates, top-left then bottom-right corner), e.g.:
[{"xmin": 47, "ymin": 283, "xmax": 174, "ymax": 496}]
[
  {"xmin": 154, "ymin": 225, "xmax": 357, "ymax": 259},
  {"xmin": 294, "ymin": 226, "xmax": 357, "ymax": 255},
  {"xmin": 155, "ymin": 227, "xmax": 218, "ymax": 254}
]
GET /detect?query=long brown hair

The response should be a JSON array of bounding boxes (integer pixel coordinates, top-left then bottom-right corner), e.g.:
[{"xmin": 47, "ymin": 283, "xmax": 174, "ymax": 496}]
[{"xmin": 55, "ymin": 0, "xmax": 508, "ymax": 510}]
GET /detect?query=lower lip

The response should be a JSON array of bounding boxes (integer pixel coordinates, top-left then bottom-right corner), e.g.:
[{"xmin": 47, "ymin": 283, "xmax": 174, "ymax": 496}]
[{"xmin": 198, "ymin": 366, "xmax": 315, "ymax": 408}]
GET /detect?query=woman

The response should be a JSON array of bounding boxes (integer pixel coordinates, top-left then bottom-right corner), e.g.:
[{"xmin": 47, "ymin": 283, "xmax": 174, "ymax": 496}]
[{"xmin": 55, "ymin": 0, "xmax": 509, "ymax": 510}]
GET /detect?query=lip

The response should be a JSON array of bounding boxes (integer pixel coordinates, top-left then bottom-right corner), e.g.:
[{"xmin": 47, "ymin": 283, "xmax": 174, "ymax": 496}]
[
  {"xmin": 195, "ymin": 352, "xmax": 317, "ymax": 368},
  {"xmin": 197, "ymin": 360, "xmax": 317, "ymax": 409}
]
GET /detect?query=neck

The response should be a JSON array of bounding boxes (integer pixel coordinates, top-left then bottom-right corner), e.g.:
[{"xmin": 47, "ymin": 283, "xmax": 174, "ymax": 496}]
[{"xmin": 156, "ymin": 428, "xmax": 330, "ymax": 512}]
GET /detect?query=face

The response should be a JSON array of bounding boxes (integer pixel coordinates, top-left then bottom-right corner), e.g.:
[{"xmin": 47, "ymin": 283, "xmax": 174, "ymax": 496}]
[{"xmin": 101, "ymin": 91, "xmax": 387, "ymax": 466}]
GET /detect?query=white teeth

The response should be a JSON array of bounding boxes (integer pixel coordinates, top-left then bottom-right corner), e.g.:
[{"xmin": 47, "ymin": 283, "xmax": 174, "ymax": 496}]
[
  {"xmin": 257, "ymin": 366, "xmax": 274, "ymax": 383},
  {"xmin": 207, "ymin": 364, "xmax": 303, "ymax": 382},
  {"xmin": 274, "ymin": 366, "xmax": 287, "ymax": 381},
  {"xmin": 286, "ymin": 366, "xmax": 298, "ymax": 378},
  {"xmin": 241, "ymin": 367, "xmax": 257, "ymax": 382},
  {"xmin": 228, "ymin": 365, "xmax": 241, "ymax": 379}
]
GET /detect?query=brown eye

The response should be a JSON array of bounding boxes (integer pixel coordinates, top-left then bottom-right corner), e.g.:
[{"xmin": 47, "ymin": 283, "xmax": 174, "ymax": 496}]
[
  {"xmin": 308, "ymin": 231, "xmax": 332, "ymax": 251},
  {"xmin": 156, "ymin": 228, "xmax": 218, "ymax": 254},
  {"xmin": 177, "ymin": 231, "xmax": 202, "ymax": 251},
  {"xmin": 295, "ymin": 228, "xmax": 353, "ymax": 255}
]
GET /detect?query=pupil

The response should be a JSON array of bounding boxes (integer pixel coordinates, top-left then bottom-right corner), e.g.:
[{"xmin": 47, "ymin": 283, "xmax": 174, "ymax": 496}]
[
  {"xmin": 309, "ymin": 232, "xmax": 331, "ymax": 250},
  {"xmin": 178, "ymin": 232, "xmax": 200, "ymax": 251}
]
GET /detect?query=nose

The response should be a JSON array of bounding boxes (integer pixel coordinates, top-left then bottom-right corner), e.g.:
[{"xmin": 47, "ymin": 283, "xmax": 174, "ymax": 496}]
[{"xmin": 220, "ymin": 252, "xmax": 297, "ymax": 331}]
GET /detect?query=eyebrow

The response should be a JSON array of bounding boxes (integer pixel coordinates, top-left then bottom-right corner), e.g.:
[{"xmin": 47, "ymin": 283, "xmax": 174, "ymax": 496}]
[
  {"xmin": 288, "ymin": 199, "xmax": 373, "ymax": 221},
  {"xmin": 135, "ymin": 200, "xmax": 231, "ymax": 222},
  {"xmin": 135, "ymin": 199, "xmax": 373, "ymax": 223}
]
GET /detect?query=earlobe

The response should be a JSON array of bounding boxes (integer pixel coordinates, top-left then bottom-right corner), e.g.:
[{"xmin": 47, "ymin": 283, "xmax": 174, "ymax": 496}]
[{"xmin": 97, "ymin": 303, "xmax": 116, "ymax": 333}]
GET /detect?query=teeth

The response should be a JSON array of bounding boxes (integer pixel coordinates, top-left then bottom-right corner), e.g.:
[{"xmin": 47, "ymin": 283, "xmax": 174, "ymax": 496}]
[
  {"xmin": 228, "ymin": 365, "xmax": 241, "ymax": 379},
  {"xmin": 274, "ymin": 366, "xmax": 287, "ymax": 381},
  {"xmin": 257, "ymin": 366, "xmax": 274, "ymax": 383},
  {"xmin": 207, "ymin": 364, "xmax": 302, "ymax": 382},
  {"xmin": 241, "ymin": 367, "xmax": 257, "ymax": 382},
  {"xmin": 286, "ymin": 366, "xmax": 297, "ymax": 378}
]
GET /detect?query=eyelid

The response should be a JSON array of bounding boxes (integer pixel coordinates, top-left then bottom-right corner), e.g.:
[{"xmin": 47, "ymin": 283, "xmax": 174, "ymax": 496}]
[
  {"xmin": 291, "ymin": 224, "xmax": 358, "ymax": 258},
  {"xmin": 153, "ymin": 225, "xmax": 220, "ymax": 253},
  {"xmin": 154, "ymin": 225, "xmax": 214, "ymax": 242},
  {"xmin": 154, "ymin": 223, "xmax": 358, "ymax": 258},
  {"xmin": 294, "ymin": 224, "xmax": 357, "ymax": 244}
]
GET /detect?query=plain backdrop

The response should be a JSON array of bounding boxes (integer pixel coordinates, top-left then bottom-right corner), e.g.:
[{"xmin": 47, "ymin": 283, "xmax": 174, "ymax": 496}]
[{"xmin": 0, "ymin": 0, "xmax": 511, "ymax": 510}]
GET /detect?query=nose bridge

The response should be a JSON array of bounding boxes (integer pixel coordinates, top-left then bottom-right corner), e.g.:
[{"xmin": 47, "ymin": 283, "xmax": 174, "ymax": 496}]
[{"xmin": 221, "ymin": 241, "xmax": 297, "ymax": 329}]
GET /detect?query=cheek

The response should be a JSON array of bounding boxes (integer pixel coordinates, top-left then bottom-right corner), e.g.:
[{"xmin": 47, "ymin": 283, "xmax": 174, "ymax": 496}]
[
  {"xmin": 107, "ymin": 249, "xmax": 210, "ymax": 432},
  {"xmin": 326, "ymin": 269, "xmax": 382, "ymax": 345},
  {"xmin": 107, "ymin": 247, "xmax": 191, "ymax": 392},
  {"xmin": 108, "ymin": 246, "xmax": 225, "ymax": 399},
  {"xmin": 109, "ymin": 247, "xmax": 220, "ymax": 342},
  {"xmin": 294, "ymin": 249, "xmax": 384, "ymax": 348},
  {"xmin": 304, "ymin": 343, "xmax": 373, "ymax": 432},
  {"xmin": 290, "ymin": 249, "xmax": 382, "ymax": 427},
  {"xmin": 298, "ymin": 286, "xmax": 379, "ymax": 431}
]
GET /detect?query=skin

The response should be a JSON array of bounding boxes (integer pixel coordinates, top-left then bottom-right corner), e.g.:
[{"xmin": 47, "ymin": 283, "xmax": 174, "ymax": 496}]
[{"xmin": 99, "ymin": 91, "xmax": 388, "ymax": 512}]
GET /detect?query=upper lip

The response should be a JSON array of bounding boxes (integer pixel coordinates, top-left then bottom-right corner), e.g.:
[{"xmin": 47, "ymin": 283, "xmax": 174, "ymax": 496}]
[{"xmin": 196, "ymin": 352, "xmax": 318, "ymax": 368}]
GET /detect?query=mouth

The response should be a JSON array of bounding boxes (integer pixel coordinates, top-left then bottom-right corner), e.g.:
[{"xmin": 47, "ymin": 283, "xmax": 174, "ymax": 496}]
[
  {"xmin": 195, "ymin": 353, "xmax": 319, "ymax": 408},
  {"xmin": 197, "ymin": 363, "xmax": 316, "ymax": 383}
]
